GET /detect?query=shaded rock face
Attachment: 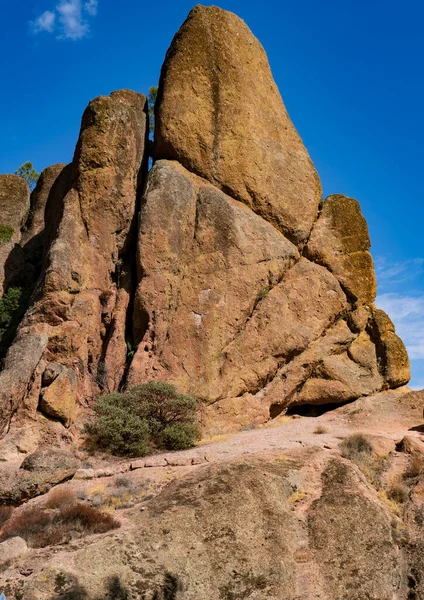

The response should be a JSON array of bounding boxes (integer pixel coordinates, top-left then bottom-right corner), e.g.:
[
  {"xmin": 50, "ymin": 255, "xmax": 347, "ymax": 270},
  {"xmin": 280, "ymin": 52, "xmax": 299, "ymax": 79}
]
[
  {"xmin": 154, "ymin": 5, "xmax": 322, "ymax": 245},
  {"xmin": 0, "ymin": 175, "xmax": 30, "ymax": 296}
]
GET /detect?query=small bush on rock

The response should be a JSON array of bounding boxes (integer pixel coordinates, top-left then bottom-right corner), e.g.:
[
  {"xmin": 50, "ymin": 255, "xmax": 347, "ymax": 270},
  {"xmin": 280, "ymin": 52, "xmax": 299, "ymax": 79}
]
[
  {"xmin": 85, "ymin": 382, "xmax": 200, "ymax": 457},
  {"xmin": 0, "ymin": 224, "xmax": 14, "ymax": 244}
]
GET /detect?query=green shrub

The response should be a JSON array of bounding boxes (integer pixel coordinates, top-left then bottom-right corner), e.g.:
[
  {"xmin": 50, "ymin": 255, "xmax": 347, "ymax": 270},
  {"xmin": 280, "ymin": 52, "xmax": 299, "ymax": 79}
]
[
  {"xmin": 159, "ymin": 422, "xmax": 200, "ymax": 451},
  {"xmin": 86, "ymin": 382, "xmax": 199, "ymax": 457},
  {"xmin": 0, "ymin": 224, "xmax": 14, "ymax": 244}
]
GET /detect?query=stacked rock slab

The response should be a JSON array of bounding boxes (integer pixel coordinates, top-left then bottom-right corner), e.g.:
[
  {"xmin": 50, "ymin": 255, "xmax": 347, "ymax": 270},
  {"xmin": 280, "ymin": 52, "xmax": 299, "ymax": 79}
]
[
  {"xmin": 130, "ymin": 4, "xmax": 409, "ymax": 432},
  {"xmin": 0, "ymin": 90, "xmax": 147, "ymax": 437}
]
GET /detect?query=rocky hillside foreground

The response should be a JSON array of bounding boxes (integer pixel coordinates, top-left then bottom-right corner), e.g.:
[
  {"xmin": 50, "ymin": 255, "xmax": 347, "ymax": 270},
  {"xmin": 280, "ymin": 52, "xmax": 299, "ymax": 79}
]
[
  {"xmin": 1, "ymin": 388, "xmax": 424, "ymax": 599},
  {"xmin": 0, "ymin": 4, "xmax": 421, "ymax": 599}
]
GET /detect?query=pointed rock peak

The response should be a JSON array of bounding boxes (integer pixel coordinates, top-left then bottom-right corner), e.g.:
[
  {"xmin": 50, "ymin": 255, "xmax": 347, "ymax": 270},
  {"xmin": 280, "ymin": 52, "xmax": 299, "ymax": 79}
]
[{"xmin": 154, "ymin": 4, "xmax": 322, "ymax": 245}]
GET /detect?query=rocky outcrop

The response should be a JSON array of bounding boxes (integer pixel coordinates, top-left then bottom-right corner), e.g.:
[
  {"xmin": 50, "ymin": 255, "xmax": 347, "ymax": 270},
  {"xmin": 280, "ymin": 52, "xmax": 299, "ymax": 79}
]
[
  {"xmin": 0, "ymin": 448, "xmax": 79, "ymax": 505},
  {"xmin": 0, "ymin": 90, "xmax": 148, "ymax": 439},
  {"xmin": 128, "ymin": 159, "xmax": 300, "ymax": 397},
  {"xmin": 0, "ymin": 175, "xmax": 30, "ymax": 296},
  {"xmin": 154, "ymin": 5, "xmax": 321, "ymax": 245},
  {"xmin": 0, "ymin": 5, "xmax": 410, "ymax": 442}
]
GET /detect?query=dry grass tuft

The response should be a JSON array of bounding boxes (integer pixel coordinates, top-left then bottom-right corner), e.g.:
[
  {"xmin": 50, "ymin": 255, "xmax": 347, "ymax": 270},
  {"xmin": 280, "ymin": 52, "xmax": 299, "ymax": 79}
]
[
  {"xmin": 313, "ymin": 425, "xmax": 328, "ymax": 435},
  {"xmin": 340, "ymin": 433, "xmax": 387, "ymax": 489},
  {"xmin": 0, "ymin": 502, "xmax": 119, "ymax": 548},
  {"xmin": 388, "ymin": 480, "xmax": 409, "ymax": 504},
  {"xmin": 44, "ymin": 487, "xmax": 77, "ymax": 509},
  {"xmin": 404, "ymin": 455, "xmax": 423, "ymax": 479},
  {"xmin": 340, "ymin": 433, "xmax": 373, "ymax": 459}
]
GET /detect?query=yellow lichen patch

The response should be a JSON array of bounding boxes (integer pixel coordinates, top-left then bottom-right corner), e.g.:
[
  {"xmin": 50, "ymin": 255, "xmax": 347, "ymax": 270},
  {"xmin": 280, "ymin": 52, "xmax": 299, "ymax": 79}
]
[{"xmin": 288, "ymin": 490, "xmax": 307, "ymax": 504}]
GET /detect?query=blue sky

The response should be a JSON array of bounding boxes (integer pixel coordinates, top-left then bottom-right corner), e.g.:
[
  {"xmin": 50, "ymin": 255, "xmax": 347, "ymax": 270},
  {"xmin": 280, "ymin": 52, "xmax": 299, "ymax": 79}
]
[{"xmin": 1, "ymin": 0, "xmax": 423, "ymax": 388}]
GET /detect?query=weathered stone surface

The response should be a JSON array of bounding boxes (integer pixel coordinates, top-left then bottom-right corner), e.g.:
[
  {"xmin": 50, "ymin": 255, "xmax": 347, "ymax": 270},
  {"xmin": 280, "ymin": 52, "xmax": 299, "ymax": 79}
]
[
  {"xmin": 39, "ymin": 367, "xmax": 77, "ymax": 426},
  {"xmin": 0, "ymin": 90, "xmax": 148, "ymax": 436},
  {"xmin": 20, "ymin": 448, "xmax": 78, "ymax": 472},
  {"xmin": 0, "ymin": 174, "xmax": 30, "ymax": 296},
  {"xmin": 370, "ymin": 308, "xmax": 410, "ymax": 387},
  {"xmin": 308, "ymin": 458, "xmax": 400, "ymax": 600},
  {"xmin": 0, "ymin": 537, "xmax": 28, "ymax": 564},
  {"xmin": 0, "ymin": 333, "xmax": 48, "ymax": 436},
  {"xmin": 42, "ymin": 362, "xmax": 64, "ymax": 386},
  {"xmin": 220, "ymin": 258, "xmax": 348, "ymax": 399},
  {"xmin": 154, "ymin": 5, "xmax": 321, "ymax": 244},
  {"xmin": 129, "ymin": 159, "xmax": 299, "ymax": 400},
  {"xmin": 305, "ymin": 194, "xmax": 376, "ymax": 304},
  {"xmin": 0, "ymin": 449, "xmax": 79, "ymax": 504},
  {"xmin": 21, "ymin": 164, "xmax": 66, "ymax": 249}
]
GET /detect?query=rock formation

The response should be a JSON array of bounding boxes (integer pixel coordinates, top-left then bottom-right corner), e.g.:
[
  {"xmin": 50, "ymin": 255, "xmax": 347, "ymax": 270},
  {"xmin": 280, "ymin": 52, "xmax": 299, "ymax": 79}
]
[
  {"xmin": 0, "ymin": 90, "xmax": 148, "ymax": 441},
  {"xmin": 0, "ymin": 5, "xmax": 410, "ymax": 446},
  {"xmin": 0, "ymin": 175, "xmax": 30, "ymax": 296},
  {"xmin": 0, "ymin": 6, "xmax": 421, "ymax": 600}
]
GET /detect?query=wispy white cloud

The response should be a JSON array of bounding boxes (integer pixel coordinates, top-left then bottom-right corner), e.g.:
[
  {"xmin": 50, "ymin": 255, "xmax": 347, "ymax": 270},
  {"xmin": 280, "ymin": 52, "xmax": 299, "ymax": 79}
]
[
  {"xmin": 84, "ymin": 0, "xmax": 98, "ymax": 16},
  {"xmin": 375, "ymin": 256, "xmax": 424, "ymax": 290},
  {"xmin": 32, "ymin": 10, "xmax": 56, "ymax": 33},
  {"xmin": 31, "ymin": 0, "xmax": 98, "ymax": 40},
  {"xmin": 376, "ymin": 293, "xmax": 424, "ymax": 360}
]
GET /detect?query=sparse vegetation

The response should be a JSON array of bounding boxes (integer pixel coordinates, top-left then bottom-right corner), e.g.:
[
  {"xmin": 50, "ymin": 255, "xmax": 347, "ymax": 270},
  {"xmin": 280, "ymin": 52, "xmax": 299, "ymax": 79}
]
[
  {"xmin": 404, "ymin": 455, "xmax": 423, "ymax": 479},
  {"xmin": 85, "ymin": 382, "xmax": 200, "ymax": 457},
  {"xmin": 388, "ymin": 480, "xmax": 409, "ymax": 504},
  {"xmin": 86, "ymin": 475, "xmax": 149, "ymax": 511},
  {"xmin": 314, "ymin": 425, "xmax": 328, "ymax": 435},
  {"xmin": 340, "ymin": 433, "xmax": 373, "ymax": 458},
  {"xmin": 14, "ymin": 161, "xmax": 39, "ymax": 190},
  {"xmin": 340, "ymin": 433, "xmax": 387, "ymax": 488},
  {"xmin": 44, "ymin": 487, "xmax": 78, "ymax": 509},
  {"xmin": 148, "ymin": 86, "xmax": 158, "ymax": 135},
  {"xmin": 0, "ymin": 502, "xmax": 119, "ymax": 548},
  {"xmin": 0, "ymin": 224, "xmax": 14, "ymax": 244}
]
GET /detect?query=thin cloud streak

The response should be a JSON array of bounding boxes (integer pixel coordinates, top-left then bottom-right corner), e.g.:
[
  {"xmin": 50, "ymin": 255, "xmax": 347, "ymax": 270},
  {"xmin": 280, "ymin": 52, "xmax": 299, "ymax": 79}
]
[{"xmin": 375, "ymin": 256, "xmax": 424, "ymax": 290}]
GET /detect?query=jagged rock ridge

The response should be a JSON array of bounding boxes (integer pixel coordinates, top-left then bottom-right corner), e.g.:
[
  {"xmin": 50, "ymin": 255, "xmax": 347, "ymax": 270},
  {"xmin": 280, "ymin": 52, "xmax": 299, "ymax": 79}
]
[{"xmin": 0, "ymin": 5, "xmax": 409, "ymax": 451}]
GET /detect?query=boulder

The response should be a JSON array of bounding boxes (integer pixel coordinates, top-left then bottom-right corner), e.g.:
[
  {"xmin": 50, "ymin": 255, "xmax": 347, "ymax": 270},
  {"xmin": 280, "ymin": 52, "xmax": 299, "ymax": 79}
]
[
  {"xmin": 0, "ymin": 537, "xmax": 28, "ymax": 565},
  {"xmin": 154, "ymin": 5, "xmax": 321, "ymax": 245},
  {"xmin": 39, "ymin": 367, "xmax": 78, "ymax": 427},
  {"xmin": 0, "ymin": 449, "xmax": 79, "ymax": 504},
  {"xmin": 0, "ymin": 333, "xmax": 48, "ymax": 436},
  {"xmin": 305, "ymin": 194, "xmax": 376, "ymax": 304},
  {"xmin": 0, "ymin": 174, "xmax": 30, "ymax": 296},
  {"xmin": 370, "ymin": 309, "xmax": 410, "ymax": 387},
  {"xmin": 20, "ymin": 448, "xmax": 79, "ymax": 473}
]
